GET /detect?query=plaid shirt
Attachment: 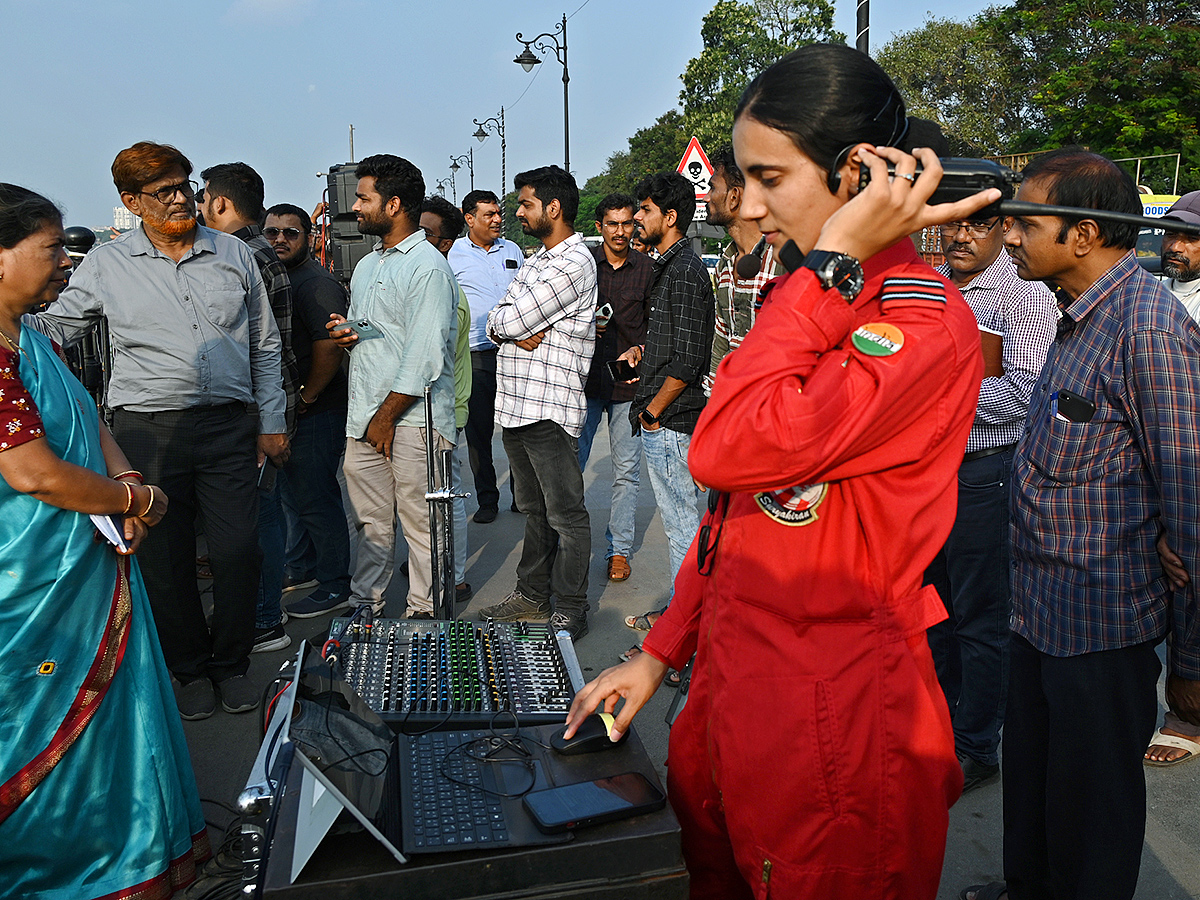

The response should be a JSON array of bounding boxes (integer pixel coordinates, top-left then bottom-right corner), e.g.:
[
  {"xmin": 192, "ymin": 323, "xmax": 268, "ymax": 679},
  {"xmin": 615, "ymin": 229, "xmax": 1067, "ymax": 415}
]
[
  {"xmin": 705, "ymin": 240, "xmax": 780, "ymax": 395},
  {"xmin": 237, "ymin": 225, "xmax": 299, "ymax": 432},
  {"xmin": 936, "ymin": 253, "xmax": 1056, "ymax": 453},
  {"xmin": 488, "ymin": 233, "xmax": 596, "ymax": 437},
  {"xmin": 1011, "ymin": 252, "xmax": 1200, "ymax": 678},
  {"xmin": 631, "ymin": 239, "xmax": 715, "ymax": 434}
]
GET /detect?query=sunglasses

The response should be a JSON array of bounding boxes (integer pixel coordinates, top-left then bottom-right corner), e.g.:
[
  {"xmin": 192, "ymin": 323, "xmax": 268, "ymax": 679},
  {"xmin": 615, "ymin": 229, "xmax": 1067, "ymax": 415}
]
[{"xmin": 263, "ymin": 227, "xmax": 304, "ymax": 240}]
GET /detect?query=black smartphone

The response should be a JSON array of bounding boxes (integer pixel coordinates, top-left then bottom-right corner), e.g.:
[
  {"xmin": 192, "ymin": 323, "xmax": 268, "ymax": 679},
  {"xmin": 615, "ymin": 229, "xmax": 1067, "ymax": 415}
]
[
  {"xmin": 606, "ymin": 358, "xmax": 639, "ymax": 382},
  {"xmin": 1054, "ymin": 389, "xmax": 1096, "ymax": 423},
  {"xmin": 522, "ymin": 772, "xmax": 666, "ymax": 834},
  {"xmin": 258, "ymin": 459, "xmax": 278, "ymax": 493}
]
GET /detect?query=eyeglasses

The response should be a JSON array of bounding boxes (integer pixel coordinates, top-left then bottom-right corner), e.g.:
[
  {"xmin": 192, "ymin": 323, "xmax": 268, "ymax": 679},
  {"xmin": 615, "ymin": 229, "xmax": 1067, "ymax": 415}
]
[
  {"xmin": 938, "ymin": 218, "xmax": 1000, "ymax": 239},
  {"xmin": 602, "ymin": 220, "xmax": 635, "ymax": 230},
  {"xmin": 139, "ymin": 180, "xmax": 197, "ymax": 205},
  {"xmin": 421, "ymin": 226, "xmax": 448, "ymax": 241},
  {"xmin": 263, "ymin": 227, "xmax": 303, "ymax": 240}
]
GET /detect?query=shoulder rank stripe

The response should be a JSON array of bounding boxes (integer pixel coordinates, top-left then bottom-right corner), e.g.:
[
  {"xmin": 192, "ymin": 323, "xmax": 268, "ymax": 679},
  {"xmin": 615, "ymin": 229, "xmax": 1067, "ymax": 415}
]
[{"xmin": 881, "ymin": 276, "xmax": 947, "ymax": 311}]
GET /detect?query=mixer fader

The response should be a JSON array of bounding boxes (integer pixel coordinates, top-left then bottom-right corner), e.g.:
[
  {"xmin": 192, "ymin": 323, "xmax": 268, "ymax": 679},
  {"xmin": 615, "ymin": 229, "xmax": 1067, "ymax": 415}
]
[{"xmin": 328, "ymin": 617, "xmax": 587, "ymax": 728}]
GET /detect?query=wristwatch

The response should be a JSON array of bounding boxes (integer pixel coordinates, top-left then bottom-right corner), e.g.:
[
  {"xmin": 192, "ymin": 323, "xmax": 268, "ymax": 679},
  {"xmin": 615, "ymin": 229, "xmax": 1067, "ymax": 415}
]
[
  {"xmin": 639, "ymin": 408, "xmax": 660, "ymax": 427},
  {"xmin": 802, "ymin": 250, "xmax": 864, "ymax": 302}
]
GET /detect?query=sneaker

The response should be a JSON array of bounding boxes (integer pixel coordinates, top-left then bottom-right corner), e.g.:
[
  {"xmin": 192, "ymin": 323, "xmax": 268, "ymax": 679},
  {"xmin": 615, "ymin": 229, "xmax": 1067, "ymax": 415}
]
[
  {"xmin": 252, "ymin": 622, "xmax": 292, "ymax": 653},
  {"xmin": 282, "ymin": 575, "xmax": 318, "ymax": 593},
  {"xmin": 286, "ymin": 588, "xmax": 352, "ymax": 619},
  {"xmin": 456, "ymin": 582, "xmax": 474, "ymax": 604},
  {"xmin": 960, "ymin": 755, "xmax": 1001, "ymax": 793},
  {"xmin": 478, "ymin": 589, "xmax": 551, "ymax": 622},
  {"xmin": 550, "ymin": 610, "xmax": 588, "ymax": 642},
  {"xmin": 473, "ymin": 506, "xmax": 498, "ymax": 524},
  {"xmin": 215, "ymin": 675, "xmax": 260, "ymax": 714},
  {"xmin": 176, "ymin": 677, "xmax": 216, "ymax": 720}
]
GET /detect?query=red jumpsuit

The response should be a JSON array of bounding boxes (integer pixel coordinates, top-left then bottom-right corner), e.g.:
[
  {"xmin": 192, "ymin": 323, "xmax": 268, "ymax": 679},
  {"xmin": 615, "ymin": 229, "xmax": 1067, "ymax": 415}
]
[{"xmin": 641, "ymin": 240, "xmax": 981, "ymax": 899}]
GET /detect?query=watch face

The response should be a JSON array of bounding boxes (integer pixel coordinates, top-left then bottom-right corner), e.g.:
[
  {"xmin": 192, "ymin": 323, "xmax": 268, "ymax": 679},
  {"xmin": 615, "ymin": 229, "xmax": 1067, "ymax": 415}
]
[{"xmin": 830, "ymin": 256, "xmax": 864, "ymax": 299}]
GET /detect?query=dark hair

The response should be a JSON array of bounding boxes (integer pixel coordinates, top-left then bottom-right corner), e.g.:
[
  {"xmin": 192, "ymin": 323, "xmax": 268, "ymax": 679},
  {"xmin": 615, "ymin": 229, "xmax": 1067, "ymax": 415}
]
[
  {"xmin": 635, "ymin": 171, "xmax": 696, "ymax": 232},
  {"xmin": 905, "ymin": 118, "xmax": 950, "ymax": 157},
  {"xmin": 735, "ymin": 43, "xmax": 908, "ymax": 183},
  {"xmin": 111, "ymin": 141, "xmax": 193, "ymax": 195},
  {"xmin": 461, "ymin": 189, "xmax": 500, "ymax": 217},
  {"xmin": 0, "ymin": 184, "xmax": 62, "ymax": 248},
  {"xmin": 1020, "ymin": 147, "xmax": 1141, "ymax": 249},
  {"xmin": 710, "ymin": 146, "xmax": 744, "ymax": 190},
  {"xmin": 201, "ymin": 162, "xmax": 266, "ymax": 221},
  {"xmin": 422, "ymin": 194, "xmax": 466, "ymax": 240},
  {"xmin": 355, "ymin": 154, "xmax": 425, "ymax": 223},
  {"xmin": 265, "ymin": 203, "xmax": 312, "ymax": 236},
  {"xmin": 513, "ymin": 166, "xmax": 579, "ymax": 225},
  {"xmin": 595, "ymin": 192, "xmax": 637, "ymax": 222}
]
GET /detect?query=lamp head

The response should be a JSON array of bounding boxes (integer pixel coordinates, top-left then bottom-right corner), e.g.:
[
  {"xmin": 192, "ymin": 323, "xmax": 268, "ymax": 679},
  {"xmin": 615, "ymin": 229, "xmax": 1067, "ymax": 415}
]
[{"xmin": 514, "ymin": 46, "xmax": 540, "ymax": 72}]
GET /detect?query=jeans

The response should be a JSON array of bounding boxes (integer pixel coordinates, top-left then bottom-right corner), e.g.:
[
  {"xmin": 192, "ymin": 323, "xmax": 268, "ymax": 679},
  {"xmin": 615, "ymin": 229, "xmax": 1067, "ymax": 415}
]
[
  {"xmin": 453, "ymin": 428, "xmax": 467, "ymax": 584},
  {"xmin": 255, "ymin": 480, "xmax": 285, "ymax": 629},
  {"xmin": 924, "ymin": 447, "xmax": 1013, "ymax": 765},
  {"xmin": 640, "ymin": 426, "xmax": 701, "ymax": 604},
  {"xmin": 578, "ymin": 398, "xmax": 641, "ymax": 560},
  {"xmin": 503, "ymin": 420, "xmax": 591, "ymax": 617},
  {"xmin": 280, "ymin": 407, "xmax": 351, "ymax": 596}
]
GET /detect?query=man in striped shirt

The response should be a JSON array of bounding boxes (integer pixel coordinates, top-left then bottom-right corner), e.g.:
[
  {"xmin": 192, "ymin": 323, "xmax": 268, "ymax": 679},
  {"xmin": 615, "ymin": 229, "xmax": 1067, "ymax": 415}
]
[{"xmin": 925, "ymin": 212, "xmax": 1055, "ymax": 793}]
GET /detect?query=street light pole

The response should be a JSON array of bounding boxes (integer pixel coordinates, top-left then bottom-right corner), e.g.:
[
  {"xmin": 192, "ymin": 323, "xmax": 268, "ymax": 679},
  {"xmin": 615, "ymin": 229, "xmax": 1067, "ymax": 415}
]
[
  {"xmin": 449, "ymin": 149, "xmax": 475, "ymax": 192},
  {"xmin": 436, "ymin": 177, "xmax": 453, "ymax": 202},
  {"xmin": 473, "ymin": 106, "xmax": 507, "ymax": 223},
  {"xmin": 514, "ymin": 12, "xmax": 569, "ymax": 173}
]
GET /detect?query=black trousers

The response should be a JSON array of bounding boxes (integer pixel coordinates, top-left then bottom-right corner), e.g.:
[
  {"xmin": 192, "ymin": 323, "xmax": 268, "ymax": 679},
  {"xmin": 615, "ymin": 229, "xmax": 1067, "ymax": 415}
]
[
  {"xmin": 113, "ymin": 403, "xmax": 261, "ymax": 683},
  {"xmin": 466, "ymin": 349, "xmax": 500, "ymax": 511},
  {"xmin": 1003, "ymin": 634, "xmax": 1160, "ymax": 900}
]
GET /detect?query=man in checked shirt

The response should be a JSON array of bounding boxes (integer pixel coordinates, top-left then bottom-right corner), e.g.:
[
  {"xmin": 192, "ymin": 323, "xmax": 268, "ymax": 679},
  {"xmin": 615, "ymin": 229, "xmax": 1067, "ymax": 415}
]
[
  {"xmin": 923, "ymin": 208, "xmax": 1055, "ymax": 794},
  {"xmin": 963, "ymin": 148, "xmax": 1200, "ymax": 900},
  {"xmin": 479, "ymin": 166, "xmax": 596, "ymax": 641}
]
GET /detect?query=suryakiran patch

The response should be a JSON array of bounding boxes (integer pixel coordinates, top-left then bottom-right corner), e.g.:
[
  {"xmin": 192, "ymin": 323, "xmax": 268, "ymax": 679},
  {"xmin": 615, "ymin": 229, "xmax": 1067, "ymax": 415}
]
[
  {"xmin": 852, "ymin": 322, "xmax": 905, "ymax": 357},
  {"xmin": 754, "ymin": 482, "xmax": 828, "ymax": 526}
]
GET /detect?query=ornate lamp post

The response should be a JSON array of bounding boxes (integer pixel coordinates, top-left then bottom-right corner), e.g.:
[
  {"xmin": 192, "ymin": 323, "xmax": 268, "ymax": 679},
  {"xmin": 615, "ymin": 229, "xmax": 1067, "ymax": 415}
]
[
  {"xmin": 473, "ymin": 107, "xmax": 507, "ymax": 222},
  {"xmin": 514, "ymin": 12, "xmax": 569, "ymax": 173},
  {"xmin": 450, "ymin": 149, "xmax": 474, "ymax": 193}
]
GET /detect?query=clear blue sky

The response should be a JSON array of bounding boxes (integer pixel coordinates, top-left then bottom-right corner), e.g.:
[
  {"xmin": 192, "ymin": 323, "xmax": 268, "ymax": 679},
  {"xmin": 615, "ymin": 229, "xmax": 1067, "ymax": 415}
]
[{"xmin": 2, "ymin": 0, "xmax": 990, "ymax": 227}]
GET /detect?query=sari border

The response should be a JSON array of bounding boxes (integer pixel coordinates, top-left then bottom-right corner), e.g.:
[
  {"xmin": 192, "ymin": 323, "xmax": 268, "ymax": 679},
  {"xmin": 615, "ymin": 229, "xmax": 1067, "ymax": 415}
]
[
  {"xmin": 0, "ymin": 556, "xmax": 132, "ymax": 823},
  {"xmin": 94, "ymin": 829, "xmax": 212, "ymax": 900}
]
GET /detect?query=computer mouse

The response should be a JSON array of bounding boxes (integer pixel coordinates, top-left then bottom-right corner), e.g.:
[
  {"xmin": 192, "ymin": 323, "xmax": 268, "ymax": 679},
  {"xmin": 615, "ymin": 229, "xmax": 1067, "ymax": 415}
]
[{"xmin": 551, "ymin": 713, "xmax": 629, "ymax": 755}]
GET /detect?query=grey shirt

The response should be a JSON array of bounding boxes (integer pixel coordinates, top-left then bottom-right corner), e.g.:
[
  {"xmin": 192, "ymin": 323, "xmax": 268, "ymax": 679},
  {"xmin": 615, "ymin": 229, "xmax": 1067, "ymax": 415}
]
[{"xmin": 38, "ymin": 224, "xmax": 287, "ymax": 433}]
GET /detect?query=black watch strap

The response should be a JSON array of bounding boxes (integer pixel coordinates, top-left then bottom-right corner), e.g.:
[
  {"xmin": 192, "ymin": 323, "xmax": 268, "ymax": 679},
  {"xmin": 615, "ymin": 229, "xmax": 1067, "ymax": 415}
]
[
  {"xmin": 639, "ymin": 408, "xmax": 660, "ymax": 426},
  {"xmin": 801, "ymin": 250, "xmax": 864, "ymax": 302}
]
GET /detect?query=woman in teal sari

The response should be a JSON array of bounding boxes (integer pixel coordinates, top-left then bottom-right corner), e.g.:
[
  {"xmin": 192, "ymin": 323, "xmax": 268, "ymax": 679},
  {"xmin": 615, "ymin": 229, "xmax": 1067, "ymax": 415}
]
[{"xmin": 0, "ymin": 184, "xmax": 209, "ymax": 899}]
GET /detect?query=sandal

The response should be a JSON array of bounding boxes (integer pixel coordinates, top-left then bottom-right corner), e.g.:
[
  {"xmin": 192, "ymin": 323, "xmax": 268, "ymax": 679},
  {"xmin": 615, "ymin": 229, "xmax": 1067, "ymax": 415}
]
[
  {"xmin": 1144, "ymin": 729, "xmax": 1200, "ymax": 767},
  {"xmin": 665, "ymin": 669, "xmax": 682, "ymax": 688},
  {"xmin": 620, "ymin": 645, "xmax": 643, "ymax": 663},
  {"xmin": 959, "ymin": 884, "xmax": 1007, "ymax": 900},
  {"xmin": 624, "ymin": 608, "xmax": 664, "ymax": 631}
]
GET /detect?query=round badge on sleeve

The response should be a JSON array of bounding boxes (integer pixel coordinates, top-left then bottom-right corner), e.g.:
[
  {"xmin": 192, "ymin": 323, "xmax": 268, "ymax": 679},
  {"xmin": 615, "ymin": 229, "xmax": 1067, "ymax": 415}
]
[{"xmin": 851, "ymin": 322, "xmax": 905, "ymax": 357}]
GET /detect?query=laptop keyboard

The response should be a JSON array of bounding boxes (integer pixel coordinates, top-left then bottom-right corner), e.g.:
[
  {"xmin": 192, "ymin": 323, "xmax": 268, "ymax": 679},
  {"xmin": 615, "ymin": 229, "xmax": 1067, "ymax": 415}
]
[{"xmin": 407, "ymin": 731, "xmax": 511, "ymax": 849}]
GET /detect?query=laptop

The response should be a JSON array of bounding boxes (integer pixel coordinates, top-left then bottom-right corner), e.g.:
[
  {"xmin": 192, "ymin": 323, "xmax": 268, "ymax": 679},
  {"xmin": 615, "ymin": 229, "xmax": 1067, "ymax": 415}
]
[{"xmin": 259, "ymin": 642, "xmax": 569, "ymax": 884}]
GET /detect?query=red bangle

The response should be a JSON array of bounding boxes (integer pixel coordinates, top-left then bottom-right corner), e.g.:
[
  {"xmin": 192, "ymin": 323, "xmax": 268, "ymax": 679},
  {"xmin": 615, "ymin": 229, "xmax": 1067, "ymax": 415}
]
[{"xmin": 113, "ymin": 470, "xmax": 144, "ymax": 483}]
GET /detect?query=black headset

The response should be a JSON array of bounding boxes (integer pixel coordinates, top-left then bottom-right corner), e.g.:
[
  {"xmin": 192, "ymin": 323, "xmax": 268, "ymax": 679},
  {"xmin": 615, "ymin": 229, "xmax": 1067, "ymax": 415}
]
[{"xmin": 824, "ymin": 92, "xmax": 910, "ymax": 195}]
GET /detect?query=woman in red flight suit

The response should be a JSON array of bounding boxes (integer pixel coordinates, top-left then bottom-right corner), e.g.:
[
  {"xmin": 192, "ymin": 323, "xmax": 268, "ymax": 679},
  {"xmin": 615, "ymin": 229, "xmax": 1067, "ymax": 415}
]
[{"xmin": 565, "ymin": 44, "xmax": 1002, "ymax": 900}]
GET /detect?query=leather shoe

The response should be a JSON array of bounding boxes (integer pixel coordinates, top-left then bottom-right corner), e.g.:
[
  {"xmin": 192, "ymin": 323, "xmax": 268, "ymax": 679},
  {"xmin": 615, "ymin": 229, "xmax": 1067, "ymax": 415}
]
[
  {"xmin": 473, "ymin": 506, "xmax": 498, "ymax": 524},
  {"xmin": 607, "ymin": 555, "xmax": 631, "ymax": 581},
  {"xmin": 960, "ymin": 755, "xmax": 1000, "ymax": 794}
]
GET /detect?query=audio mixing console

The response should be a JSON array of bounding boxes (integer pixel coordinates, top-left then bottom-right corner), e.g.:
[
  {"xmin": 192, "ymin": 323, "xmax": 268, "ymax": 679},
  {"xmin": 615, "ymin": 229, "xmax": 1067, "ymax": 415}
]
[{"xmin": 327, "ymin": 617, "xmax": 586, "ymax": 728}]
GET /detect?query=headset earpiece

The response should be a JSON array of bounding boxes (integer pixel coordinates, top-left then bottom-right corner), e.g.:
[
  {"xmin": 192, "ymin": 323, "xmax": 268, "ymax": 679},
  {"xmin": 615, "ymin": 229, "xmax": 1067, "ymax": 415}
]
[{"xmin": 826, "ymin": 146, "xmax": 854, "ymax": 196}]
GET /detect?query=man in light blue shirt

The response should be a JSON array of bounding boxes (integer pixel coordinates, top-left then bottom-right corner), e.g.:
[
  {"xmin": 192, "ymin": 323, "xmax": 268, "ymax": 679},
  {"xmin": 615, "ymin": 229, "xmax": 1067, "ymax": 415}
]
[
  {"xmin": 448, "ymin": 190, "xmax": 524, "ymax": 523},
  {"xmin": 315, "ymin": 155, "xmax": 457, "ymax": 619}
]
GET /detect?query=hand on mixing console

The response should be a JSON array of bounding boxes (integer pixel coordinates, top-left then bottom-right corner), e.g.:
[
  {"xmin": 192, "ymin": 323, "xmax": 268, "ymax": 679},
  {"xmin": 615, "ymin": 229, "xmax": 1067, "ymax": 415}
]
[{"xmin": 564, "ymin": 651, "xmax": 670, "ymax": 744}]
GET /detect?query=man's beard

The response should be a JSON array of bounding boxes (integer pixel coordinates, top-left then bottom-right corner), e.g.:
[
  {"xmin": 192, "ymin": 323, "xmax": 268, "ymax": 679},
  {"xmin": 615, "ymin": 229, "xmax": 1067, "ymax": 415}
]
[
  {"xmin": 521, "ymin": 211, "xmax": 553, "ymax": 240},
  {"xmin": 1163, "ymin": 254, "xmax": 1200, "ymax": 282},
  {"xmin": 141, "ymin": 206, "xmax": 195, "ymax": 236},
  {"xmin": 706, "ymin": 201, "xmax": 732, "ymax": 228}
]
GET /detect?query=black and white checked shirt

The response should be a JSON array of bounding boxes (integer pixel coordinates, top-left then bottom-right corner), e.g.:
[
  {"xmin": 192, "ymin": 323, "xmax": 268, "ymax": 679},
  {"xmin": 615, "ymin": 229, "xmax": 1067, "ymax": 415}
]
[
  {"xmin": 937, "ymin": 253, "xmax": 1056, "ymax": 453},
  {"xmin": 631, "ymin": 239, "xmax": 715, "ymax": 435},
  {"xmin": 488, "ymin": 233, "xmax": 597, "ymax": 437}
]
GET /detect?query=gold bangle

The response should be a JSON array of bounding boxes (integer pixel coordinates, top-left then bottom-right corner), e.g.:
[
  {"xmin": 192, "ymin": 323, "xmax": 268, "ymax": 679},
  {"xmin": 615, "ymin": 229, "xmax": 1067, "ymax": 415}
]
[
  {"xmin": 122, "ymin": 482, "xmax": 134, "ymax": 515},
  {"xmin": 112, "ymin": 469, "xmax": 144, "ymax": 482},
  {"xmin": 139, "ymin": 485, "xmax": 156, "ymax": 518}
]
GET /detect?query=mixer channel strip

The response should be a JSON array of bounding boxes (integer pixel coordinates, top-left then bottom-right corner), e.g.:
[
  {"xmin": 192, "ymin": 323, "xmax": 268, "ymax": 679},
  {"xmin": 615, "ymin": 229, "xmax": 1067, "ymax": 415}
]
[{"xmin": 328, "ymin": 617, "xmax": 586, "ymax": 728}]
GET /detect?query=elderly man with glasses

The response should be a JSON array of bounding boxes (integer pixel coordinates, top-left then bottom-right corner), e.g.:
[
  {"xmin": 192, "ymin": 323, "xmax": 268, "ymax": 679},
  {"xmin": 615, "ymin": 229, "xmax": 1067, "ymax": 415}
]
[
  {"xmin": 36, "ymin": 141, "xmax": 287, "ymax": 721},
  {"xmin": 923, "ymin": 212, "xmax": 1056, "ymax": 792}
]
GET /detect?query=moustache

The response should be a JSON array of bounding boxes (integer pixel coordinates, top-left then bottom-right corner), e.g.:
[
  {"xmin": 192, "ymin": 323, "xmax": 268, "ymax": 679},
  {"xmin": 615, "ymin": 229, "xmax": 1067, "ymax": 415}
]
[{"xmin": 946, "ymin": 243, "xmax": 973, "ymax": 254}]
